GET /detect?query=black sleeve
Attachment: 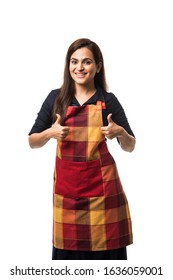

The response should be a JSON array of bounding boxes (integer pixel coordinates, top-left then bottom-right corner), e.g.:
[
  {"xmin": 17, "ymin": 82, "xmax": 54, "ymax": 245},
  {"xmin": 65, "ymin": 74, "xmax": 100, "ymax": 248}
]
[
  {"xmin": 28, "ymin": 89, "xmax": 58, "ymax": 135},
  {"xmin": 103, "ymin": 92, "xmax": 135, "ymax": 137}
]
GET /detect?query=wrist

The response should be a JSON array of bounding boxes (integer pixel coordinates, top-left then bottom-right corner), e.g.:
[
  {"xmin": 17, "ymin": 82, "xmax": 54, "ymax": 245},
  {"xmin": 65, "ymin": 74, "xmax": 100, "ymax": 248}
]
[
  {"xmin": 45, "ymin": 128, "xmax": 52, "ymax": 140},
  {"xmin": 116, "ymin": 126, "xmax": 126, "ymax": 138},
  {"xmin": 118, "ymin": 129, "xmax": 136, "ymax": 152}
]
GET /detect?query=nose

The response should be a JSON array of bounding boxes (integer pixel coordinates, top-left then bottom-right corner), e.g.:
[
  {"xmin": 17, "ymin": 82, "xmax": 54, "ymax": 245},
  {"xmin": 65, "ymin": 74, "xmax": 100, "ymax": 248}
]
[{"xmin": 77, "ymin": 62, "xmax": 84, "ymax": 71}]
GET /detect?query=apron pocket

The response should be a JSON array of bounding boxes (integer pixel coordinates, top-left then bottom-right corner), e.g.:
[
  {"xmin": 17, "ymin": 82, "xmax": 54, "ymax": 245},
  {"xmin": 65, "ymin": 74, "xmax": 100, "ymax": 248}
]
[{"xmin": 55, "ymin": 157, "xmax": 104, "ymax": 198}]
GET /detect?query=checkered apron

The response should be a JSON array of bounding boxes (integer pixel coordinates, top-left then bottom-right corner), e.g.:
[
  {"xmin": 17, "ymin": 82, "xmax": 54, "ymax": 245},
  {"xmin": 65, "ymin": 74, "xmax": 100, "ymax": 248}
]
[{"xmin": 53, "ymin": 99, "xmax": 133, "ymax": 251}]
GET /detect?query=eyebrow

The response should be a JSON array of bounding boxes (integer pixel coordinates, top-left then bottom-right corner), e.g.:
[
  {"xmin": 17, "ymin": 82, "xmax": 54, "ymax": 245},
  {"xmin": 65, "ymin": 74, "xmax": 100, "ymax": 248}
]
[{"xmin": 70, "ymin": 58, "xmax": 93, "ymax": 62}]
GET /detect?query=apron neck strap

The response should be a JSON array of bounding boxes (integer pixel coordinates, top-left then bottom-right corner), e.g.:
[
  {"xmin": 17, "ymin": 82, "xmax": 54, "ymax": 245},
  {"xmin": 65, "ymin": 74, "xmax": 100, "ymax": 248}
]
[{"xmin": 96, "ymin": 100, "xmax": 106, "ymax": 110}]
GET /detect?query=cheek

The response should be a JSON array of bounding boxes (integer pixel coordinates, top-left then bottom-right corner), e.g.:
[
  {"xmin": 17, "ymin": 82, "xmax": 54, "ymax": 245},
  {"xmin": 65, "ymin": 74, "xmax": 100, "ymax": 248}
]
[
  {"xmin": 90, "ymin": 66, "xmax": 97, "ymax": 75},
  {"xmin": 90, "ymin": 69, "xmax": 97, "ymax": 77},
  {"xmin": 69, "ymin": 66, "xmax": 72, "ymax": 73},
  {"xmin": 69, "ymin": 67, "xmax": 74, "ymax": 76}
]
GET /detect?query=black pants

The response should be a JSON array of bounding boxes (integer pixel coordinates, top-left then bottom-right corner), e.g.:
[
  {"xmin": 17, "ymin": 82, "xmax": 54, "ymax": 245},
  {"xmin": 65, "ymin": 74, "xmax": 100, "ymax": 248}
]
[{"xmin": 52, "ymin": 247, "xmax": 127, "ymax": 260}]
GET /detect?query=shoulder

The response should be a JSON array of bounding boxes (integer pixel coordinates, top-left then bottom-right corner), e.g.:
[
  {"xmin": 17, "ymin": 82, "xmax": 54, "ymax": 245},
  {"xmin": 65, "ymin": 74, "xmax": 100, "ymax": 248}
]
[
  {"xmin": 101, "ymin": 89, "xmax": 122, "ymax": 110},
  {"xmin": 43, "ymin": 88, "xmax": 59, "ymax": 107},
  {"xmin": 98, "ymin": 87, "xmax": 119, "ymax": 102},
  {"xmin": 39, "ymin": 88, "xmax": 60, "ymax": 113}
]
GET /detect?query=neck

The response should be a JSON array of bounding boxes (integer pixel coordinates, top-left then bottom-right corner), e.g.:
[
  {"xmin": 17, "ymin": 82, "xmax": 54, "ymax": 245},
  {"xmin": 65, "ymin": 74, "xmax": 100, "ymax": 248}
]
[
  {"xmin": 74, "ymin": 84, "xmax": 96, "ymax": 96},
  {"xmin": 74, "ymin": 84, "xmax": 96, "ymax": 106}
]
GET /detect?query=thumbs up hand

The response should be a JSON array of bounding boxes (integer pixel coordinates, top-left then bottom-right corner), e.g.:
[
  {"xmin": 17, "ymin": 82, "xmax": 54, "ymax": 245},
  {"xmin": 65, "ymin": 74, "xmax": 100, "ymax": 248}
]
[
  {"xmin": 51, "ymin": 114, "xmax": 70, "ymax": 140},
  {"xmin": 101, "ymin": 113, "xmax": 123, "ymax": 140}
]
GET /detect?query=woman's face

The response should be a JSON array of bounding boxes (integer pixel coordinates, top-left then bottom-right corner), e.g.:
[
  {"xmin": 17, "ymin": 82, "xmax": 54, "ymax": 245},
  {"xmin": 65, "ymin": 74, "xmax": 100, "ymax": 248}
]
[{"xmin": 69, "ymin": 47, "xmax": 101, "ymax": 87}]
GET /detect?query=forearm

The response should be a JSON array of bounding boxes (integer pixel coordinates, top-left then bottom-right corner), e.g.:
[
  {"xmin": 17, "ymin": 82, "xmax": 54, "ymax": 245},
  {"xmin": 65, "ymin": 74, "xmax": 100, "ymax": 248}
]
[
  {"xmin": 117, "ymin": 128, "xmax": 136, "ymax": 152},
  {"xmin": 28, "ymin": 129, "xmax": 51, "ymax": 148}
]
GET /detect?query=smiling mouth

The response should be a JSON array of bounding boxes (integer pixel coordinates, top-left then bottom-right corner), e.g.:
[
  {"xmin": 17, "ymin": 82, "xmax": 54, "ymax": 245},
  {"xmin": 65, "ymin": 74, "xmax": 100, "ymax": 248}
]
[{"xmin": 75, "ymin": 72, "xmax": 86, "ymax": 77}]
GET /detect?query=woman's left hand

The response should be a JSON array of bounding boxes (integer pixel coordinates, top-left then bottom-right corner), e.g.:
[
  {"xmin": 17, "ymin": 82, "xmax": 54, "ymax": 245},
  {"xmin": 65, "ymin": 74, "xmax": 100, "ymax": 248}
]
[
  {"xmin": 101, "ymin": 114, "xmax": 123, "ymax": 140},
  {"xmin": 101, "ymin": 113, "xmax": 136, "ymax": 152}
]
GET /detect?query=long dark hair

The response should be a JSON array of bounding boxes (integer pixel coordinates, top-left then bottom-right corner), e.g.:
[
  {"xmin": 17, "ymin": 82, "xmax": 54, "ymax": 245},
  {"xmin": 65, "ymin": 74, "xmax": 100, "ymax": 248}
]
[{"xmin": 52, "ymin": 38, "xmax": 108, "ymax": 122}]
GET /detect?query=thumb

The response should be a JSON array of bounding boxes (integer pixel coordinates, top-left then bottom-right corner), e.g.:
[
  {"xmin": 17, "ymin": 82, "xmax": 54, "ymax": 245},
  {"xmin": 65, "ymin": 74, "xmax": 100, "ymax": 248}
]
[
  {"xmin": 107, "ymin": 113, "xmax": 113, "ymax": 124},
  {"xmin": 56, "ymin": 114, "xmax": 62, "ymax": 125}
]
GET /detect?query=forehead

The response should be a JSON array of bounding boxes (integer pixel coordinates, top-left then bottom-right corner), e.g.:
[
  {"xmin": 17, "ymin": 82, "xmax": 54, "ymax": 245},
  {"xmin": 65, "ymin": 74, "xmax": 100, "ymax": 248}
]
[{"xmin": 70, "ymin": 47, "xmax": 94, "ymax": 60}]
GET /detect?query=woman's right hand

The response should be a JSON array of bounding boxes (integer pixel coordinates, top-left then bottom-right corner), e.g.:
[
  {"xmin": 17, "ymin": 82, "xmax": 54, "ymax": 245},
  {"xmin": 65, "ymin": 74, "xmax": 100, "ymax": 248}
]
[
  {"xmin": 50, "ymin": 114, "xmax": 70, "ymax": 141},
  {"xmin": 28, "ymin": 114, "xmax": 70, "ymax": 148}
]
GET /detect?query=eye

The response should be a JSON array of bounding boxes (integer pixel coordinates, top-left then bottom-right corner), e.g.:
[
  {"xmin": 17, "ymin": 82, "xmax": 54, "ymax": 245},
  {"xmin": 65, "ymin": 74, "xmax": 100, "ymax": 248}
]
[
  {"xmin": 71, "ymin": 60, "xmax": 77, "ymax": 65},
  {"xmin": 84, "ymin": 60, "xmax": 92, "ymax": 65}
]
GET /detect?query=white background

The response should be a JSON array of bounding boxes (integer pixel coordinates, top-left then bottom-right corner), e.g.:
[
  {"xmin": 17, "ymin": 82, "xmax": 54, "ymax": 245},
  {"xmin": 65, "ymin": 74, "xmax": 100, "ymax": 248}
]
[{"xmin": 0, "ymin": 0, "xmax": 173, "ymax": 278}]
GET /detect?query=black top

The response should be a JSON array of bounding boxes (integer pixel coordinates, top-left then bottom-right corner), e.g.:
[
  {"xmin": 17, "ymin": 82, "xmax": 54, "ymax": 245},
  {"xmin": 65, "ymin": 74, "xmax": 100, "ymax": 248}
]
[{"xmin": 29, "ymin": 87, "xmax": 134, "ymax": 137}]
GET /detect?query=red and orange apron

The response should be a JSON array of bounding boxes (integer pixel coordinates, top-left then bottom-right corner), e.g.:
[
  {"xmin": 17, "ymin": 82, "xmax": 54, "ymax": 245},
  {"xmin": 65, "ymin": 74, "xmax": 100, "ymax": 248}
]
[{"xmin": 53, "ymin": 98, "xmax": 132, "ymax": 251}]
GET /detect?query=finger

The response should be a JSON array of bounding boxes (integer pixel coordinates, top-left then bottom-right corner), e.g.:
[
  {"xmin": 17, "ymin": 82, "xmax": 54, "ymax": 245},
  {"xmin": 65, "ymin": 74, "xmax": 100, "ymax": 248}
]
[
  {"xmin": 56, "ymin": 114, "xmax": 62, "ymax": 125},
  {"xmin": 107, "ymin": 113, "xmax": 113, "ymax": 124},
  {"xmin": 101, "ymin": 127, "xmax": 107, "ymax": 132},
  {"xmin": 103, "ymin": 131, "xmax": 109, "ymax": 135}
]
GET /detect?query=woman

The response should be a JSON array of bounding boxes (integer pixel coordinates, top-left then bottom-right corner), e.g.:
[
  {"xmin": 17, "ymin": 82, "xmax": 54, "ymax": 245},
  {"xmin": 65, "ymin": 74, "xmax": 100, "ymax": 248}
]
[{"xmin": 28, "ymin": 38, "xmax": 136, "ymax": 260}]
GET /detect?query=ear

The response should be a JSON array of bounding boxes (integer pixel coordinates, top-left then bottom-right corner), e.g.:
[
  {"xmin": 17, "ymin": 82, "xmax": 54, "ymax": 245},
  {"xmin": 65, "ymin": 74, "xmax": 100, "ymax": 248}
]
[{"xmin": 96, "ymin": 61, "xmax": 102, "ymax": 73}]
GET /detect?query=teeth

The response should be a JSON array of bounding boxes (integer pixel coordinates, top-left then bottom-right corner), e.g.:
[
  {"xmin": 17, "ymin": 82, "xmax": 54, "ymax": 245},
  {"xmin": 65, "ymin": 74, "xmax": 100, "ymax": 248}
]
[{"xmin": 76, "ymin": 74, "xmax": 85, "ymax": 77}]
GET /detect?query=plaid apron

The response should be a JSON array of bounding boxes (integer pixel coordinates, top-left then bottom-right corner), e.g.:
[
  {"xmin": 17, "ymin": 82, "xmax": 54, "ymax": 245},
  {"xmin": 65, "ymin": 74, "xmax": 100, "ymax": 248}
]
[{"xmin": 53, "ymin": 99, "xmax": 133, "ymax": 251}]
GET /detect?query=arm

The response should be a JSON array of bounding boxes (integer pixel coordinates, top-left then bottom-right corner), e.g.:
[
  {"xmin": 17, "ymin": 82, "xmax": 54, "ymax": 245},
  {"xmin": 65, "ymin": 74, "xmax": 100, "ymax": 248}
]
[
  {"xmin": 28, "ymin": 114, "xmax": 70, "ymax": 148},
  {"xmin": 101, "ymin": 114, "xmax": 136, "ymax": 152},
  {"xmin": 28, "ymin": 129, "xmax": 52, "ymax": 148}
]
